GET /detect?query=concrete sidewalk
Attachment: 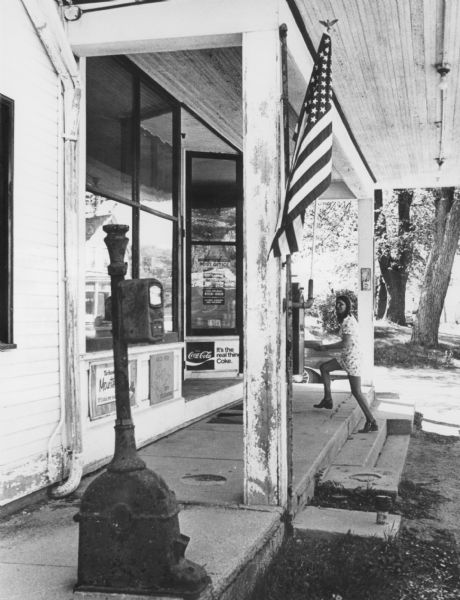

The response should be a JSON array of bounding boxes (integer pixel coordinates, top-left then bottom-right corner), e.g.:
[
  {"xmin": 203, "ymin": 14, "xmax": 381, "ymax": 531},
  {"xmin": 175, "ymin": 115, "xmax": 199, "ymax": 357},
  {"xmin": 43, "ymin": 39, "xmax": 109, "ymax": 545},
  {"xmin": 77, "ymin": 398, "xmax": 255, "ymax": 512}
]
[{"xmin": 0, "ymin": 381, "xmax": 364, "ymax": 600}]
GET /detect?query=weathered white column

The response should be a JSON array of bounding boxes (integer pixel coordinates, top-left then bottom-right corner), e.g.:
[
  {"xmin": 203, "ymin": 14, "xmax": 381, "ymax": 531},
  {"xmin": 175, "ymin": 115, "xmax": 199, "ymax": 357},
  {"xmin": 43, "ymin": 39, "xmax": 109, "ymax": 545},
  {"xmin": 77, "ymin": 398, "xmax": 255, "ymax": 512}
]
[
  {"xmin": 357, "ymin": 197, "xmax": 375, "ymax": 386},
  {"xmin": 242, "ymin": 29, "xmax": 287, "ymax": 506}
]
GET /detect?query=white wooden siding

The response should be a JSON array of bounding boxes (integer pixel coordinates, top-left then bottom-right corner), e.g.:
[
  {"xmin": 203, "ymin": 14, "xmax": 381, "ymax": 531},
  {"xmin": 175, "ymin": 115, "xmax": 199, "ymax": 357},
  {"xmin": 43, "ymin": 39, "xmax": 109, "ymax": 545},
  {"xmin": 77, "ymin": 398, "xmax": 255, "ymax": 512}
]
[{"xmin": 0, "ymin": 0, "xmax": 64, "ymax": 505}]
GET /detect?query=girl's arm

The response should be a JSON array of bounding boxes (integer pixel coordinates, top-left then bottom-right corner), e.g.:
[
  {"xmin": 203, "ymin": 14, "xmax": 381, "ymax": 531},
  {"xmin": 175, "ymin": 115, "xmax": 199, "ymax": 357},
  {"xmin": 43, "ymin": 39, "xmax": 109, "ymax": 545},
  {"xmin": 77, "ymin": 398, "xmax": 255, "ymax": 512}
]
[{"xmin": 319, "ymin": 333, "xmax": 352, "ymax": 351}]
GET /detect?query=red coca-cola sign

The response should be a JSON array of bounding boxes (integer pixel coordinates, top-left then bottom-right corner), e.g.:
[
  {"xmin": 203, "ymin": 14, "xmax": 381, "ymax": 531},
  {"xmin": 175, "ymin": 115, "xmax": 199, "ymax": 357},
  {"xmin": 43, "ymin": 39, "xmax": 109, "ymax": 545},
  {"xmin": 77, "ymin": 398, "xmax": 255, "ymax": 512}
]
[{"xmin": 186, "ymin": 342, "xmax": 214, "ymax": 370}]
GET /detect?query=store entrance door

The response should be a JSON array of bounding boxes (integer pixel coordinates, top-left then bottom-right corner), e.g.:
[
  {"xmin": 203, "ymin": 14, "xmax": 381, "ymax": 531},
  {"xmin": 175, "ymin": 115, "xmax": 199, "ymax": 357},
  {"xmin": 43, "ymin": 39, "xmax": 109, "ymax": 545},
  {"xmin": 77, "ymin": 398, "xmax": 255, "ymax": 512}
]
[{"xmin": 185, "ymin": 151, "xmax": 243, "ymax": 376}]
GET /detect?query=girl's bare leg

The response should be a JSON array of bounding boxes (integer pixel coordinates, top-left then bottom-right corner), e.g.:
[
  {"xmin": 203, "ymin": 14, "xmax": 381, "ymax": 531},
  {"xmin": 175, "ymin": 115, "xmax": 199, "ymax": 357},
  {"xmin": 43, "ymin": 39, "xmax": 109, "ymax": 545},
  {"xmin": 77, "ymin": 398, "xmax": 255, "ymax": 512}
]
[
  {"xmin": 315, "ymin": 358, "xmax": 342, "ymax": 408},
  {"xmin": 349, "ymin": 375, "xmax": 376, "ymax": 424}
]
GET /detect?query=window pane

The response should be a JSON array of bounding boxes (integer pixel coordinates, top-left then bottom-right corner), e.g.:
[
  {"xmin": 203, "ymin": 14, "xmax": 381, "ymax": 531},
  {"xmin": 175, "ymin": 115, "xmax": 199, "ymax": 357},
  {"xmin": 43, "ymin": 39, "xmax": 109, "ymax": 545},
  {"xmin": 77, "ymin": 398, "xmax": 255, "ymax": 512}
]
[
  {"xmin": 139, "ymin": 83, "xmax": 173, "ymax": 215},
  {"xmin": 85, "ymin": 193, "xmax": 132, "ymax": 350},
  {"xmin": 191, "ymin": 244, "xmax": 236, "ymax": 329},
  {"xmin": 86, "ymin": 57, "xmax": 133, "ymax": 202},
  {"xmin": 191, "ymin": 206, "xmax": 236, "ymax": 242},
  {"xmin": 139, "ymin": 212, "xmax": 174, "ymax": 332}
]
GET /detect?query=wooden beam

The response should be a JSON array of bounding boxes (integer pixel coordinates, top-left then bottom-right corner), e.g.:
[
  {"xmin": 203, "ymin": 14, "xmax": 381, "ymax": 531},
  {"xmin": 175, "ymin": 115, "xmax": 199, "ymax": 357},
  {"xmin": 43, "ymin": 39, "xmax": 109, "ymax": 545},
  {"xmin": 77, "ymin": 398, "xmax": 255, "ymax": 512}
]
[{"xmin": 67, "ymin": 0, "xmax": 278, "ymax": 56}]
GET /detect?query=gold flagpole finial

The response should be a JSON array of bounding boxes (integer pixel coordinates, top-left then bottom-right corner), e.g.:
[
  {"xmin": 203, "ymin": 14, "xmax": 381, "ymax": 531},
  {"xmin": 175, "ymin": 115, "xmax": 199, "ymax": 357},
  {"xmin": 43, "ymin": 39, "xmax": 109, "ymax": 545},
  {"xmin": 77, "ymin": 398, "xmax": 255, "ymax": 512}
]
[{"xmin": 319, "ymin": 19, "xmax": 338, "ymax": 32}]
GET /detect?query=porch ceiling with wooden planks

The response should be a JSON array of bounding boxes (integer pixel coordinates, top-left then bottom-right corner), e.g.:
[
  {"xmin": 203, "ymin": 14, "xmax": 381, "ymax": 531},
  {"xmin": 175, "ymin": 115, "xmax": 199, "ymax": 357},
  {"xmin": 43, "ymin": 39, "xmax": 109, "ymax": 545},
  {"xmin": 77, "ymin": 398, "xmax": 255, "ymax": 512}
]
[{"xmin": 294, "ymin": 0, "xmax": 460, "ymax": 189}]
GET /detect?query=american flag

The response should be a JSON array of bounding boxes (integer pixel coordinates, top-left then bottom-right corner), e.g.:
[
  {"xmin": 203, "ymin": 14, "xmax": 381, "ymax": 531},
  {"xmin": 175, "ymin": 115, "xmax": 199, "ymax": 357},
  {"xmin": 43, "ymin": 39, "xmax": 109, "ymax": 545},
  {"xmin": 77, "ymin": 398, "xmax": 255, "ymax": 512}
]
[{"xmin": 271, "ymin": 33, "xmax": 333, "ymax": 257}]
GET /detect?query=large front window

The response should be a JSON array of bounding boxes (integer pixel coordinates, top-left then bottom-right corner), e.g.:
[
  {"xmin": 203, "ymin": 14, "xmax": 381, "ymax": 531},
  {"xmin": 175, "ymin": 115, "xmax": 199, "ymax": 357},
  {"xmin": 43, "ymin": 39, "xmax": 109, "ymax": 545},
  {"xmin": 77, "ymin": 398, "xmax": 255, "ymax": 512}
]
[{"xmin": 85, "ymin": 57, "xmax": 179, "ymax": 352}]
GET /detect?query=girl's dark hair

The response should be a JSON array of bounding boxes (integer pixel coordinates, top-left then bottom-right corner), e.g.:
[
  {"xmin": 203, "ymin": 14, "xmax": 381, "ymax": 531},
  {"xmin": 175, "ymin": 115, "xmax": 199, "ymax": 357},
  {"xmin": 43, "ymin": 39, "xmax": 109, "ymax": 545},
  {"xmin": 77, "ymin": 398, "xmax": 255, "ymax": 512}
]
[{"xmin": 336, "ymin": 295, "xmax": 351, "ymax": 323}]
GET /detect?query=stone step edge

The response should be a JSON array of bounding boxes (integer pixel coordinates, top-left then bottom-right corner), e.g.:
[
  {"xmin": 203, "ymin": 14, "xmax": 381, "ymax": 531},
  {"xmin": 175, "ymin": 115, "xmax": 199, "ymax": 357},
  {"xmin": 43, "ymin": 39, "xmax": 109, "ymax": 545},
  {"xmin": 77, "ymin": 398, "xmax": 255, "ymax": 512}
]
[{"xmin": 293, "ymin": 506, "xmax": 401, "ymax": 540}]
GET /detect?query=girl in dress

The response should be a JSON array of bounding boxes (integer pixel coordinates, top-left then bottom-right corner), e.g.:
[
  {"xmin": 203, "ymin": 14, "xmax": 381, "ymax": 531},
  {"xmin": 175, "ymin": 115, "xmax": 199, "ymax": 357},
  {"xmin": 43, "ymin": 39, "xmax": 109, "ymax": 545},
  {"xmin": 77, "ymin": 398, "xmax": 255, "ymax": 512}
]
[{"xmin": 311, "ymin": 294, "xmax": 378, "ymax": 433}]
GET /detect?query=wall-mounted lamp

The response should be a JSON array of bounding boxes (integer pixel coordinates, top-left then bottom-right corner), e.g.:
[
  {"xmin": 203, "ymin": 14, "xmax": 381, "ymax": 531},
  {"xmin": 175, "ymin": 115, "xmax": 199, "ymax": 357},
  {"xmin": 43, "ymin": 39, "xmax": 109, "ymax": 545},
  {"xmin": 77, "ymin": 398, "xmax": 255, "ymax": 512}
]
[{"xmin": 436, "ymin": 63, "xmax": 451, "ymax": 91}]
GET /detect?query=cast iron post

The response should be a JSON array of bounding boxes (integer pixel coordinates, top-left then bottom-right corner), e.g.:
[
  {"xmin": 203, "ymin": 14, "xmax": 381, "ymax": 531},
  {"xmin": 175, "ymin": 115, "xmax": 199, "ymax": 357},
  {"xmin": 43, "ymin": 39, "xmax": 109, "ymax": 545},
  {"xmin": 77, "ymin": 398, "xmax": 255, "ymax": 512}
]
[
  {"xmin": 104, "ymin": 224, "xmax": 145, "ymax": 473},
  {"xmin": 74, "ymin": 224, "xmax": 210, "ymax": 598}
]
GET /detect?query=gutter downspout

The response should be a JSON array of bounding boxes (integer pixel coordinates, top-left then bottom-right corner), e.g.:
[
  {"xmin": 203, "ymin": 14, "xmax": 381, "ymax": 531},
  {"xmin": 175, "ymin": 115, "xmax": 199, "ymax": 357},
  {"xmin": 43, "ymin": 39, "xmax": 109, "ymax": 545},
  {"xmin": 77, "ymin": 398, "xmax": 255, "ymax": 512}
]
[{"xmin": 20, "ymin": 0, "xmax": 84, "ymax": 497}]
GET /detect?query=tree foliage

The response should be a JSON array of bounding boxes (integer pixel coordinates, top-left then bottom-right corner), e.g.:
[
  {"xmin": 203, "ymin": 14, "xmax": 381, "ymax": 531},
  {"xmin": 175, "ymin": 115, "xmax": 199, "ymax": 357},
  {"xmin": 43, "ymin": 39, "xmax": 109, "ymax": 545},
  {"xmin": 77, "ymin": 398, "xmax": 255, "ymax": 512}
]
[
  {"xmin": 295, "ymin": 200, "xmax": 358, "ymax": 295},
  {"xmin": 374, "ymin": 189, "xmax": 436, "ymax": 324}
]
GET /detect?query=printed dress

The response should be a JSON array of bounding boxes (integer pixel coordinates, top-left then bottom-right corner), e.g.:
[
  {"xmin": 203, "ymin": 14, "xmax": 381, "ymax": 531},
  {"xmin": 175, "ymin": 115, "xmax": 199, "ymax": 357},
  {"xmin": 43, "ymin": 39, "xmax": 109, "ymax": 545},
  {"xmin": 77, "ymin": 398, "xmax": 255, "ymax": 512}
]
[{"xmin": 337, "ymin": 315, "xmax": 361, "ymax": 376}]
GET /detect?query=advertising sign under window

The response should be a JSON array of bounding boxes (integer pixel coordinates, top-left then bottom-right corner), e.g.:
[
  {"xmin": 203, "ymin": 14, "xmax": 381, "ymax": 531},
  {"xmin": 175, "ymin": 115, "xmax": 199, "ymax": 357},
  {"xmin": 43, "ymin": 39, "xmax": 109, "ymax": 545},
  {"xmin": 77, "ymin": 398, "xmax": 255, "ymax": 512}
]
[
  {"xmin": 185, "ymin": 341, "xmax": 215, "ymax": 370},
  {"xmin": 185, "ymin": 340, "xmax": 239, "ymax": 371},
  {"xmin": 89, "ymin": 361, "xmax": 137, "ymax": 419},
  {"xmin": 149, "ymin": 352, "xmax": 175, "ymax": 404}
]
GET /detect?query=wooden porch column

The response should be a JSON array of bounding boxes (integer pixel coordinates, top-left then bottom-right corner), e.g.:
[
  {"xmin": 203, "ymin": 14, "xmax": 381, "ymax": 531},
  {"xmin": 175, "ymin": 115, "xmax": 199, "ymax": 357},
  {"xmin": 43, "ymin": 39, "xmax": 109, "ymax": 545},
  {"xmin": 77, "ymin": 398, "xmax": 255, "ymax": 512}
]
[
  {"xmin": 242, "ymin": 29, "xmax": 287, "ymax": 506},
  {"xmin": 357, "ymin": 197, "xmax": 375, "ymax": 386}
]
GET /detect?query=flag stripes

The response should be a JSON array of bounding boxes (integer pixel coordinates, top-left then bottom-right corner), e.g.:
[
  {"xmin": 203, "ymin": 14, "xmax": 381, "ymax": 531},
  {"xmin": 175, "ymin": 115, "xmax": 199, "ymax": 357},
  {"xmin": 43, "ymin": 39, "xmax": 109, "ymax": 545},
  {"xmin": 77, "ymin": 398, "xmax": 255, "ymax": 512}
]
[{"xmin": 271, "ymin": 32, "xmax": 333, "ymax": 258}]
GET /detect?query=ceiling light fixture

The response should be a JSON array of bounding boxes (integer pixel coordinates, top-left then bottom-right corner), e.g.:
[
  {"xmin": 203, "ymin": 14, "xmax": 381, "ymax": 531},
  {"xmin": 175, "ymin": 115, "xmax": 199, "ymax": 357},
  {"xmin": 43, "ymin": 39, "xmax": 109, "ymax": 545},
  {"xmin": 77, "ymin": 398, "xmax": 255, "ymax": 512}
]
[{"xmin": 436, "ymin": 63, "xmax": 450, "ymax": 91}]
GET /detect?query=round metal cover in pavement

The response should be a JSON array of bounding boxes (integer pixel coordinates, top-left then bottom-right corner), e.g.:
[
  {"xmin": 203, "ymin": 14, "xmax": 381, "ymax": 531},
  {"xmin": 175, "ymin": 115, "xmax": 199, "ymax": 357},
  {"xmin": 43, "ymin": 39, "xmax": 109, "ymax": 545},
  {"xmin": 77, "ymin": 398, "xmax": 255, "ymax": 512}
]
[
  {"xmin": 181, "ymin": 474, "xmax": 227, "ymax": 486},
  {"xmin": 350, "ymin": 472, "xmax": 383, "ymax": 483}
]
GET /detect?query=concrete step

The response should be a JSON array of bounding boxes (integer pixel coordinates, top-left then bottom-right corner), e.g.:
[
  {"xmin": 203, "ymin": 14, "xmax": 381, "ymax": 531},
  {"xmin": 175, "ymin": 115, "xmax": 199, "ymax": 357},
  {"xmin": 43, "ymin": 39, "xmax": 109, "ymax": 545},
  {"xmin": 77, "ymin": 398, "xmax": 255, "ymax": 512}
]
[
  {"xmin": 315, "ymin": 391, "xmax": 413, "ymax": 503},
  {"xmin": 332, "ymin": 418, "xmax": 387, "ymax": 467},
  {"xmin": 374, "ymin": 393, "xmax": 415, "ymax": 434},
  {"xmin": 293, "ymin": 506, "xmax": 401, "ymax": 540},
  {"xmin": 317, "ymin": 425, "xmax": 411, "ymax": 502},
  {"xmin": 375, "ymin": 429, "xmax": 411, "ymax": 481}
]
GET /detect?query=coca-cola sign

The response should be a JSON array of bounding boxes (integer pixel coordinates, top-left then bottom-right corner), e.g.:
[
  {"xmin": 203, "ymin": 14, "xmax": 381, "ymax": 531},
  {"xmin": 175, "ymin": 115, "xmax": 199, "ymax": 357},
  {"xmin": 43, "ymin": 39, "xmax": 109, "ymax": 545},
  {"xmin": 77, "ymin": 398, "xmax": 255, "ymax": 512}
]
[{"xmin": 186, "ymin": 342, "xmax": 215, "ymax": 370}]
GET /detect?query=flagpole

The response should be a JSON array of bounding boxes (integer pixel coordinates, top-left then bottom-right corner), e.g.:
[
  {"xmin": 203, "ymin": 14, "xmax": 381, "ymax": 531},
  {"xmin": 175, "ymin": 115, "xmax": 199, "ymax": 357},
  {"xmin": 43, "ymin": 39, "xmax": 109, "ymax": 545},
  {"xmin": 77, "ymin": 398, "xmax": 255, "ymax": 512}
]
[
  {"xmin": 309, "ymin": 199, "xmax": 318, "ymax": 300},
  {"xmin": 279, "ymin": 23, "xmax": 294, "ymax": 527}
]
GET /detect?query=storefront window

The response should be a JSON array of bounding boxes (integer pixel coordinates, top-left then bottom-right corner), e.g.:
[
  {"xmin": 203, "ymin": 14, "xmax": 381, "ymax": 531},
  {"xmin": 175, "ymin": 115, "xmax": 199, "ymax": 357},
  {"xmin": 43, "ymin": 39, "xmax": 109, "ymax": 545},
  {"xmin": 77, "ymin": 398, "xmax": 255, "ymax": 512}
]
[
  {"xmin": 86, "ymin": 57, "xmax": 179, "ymax": 352},
  {"xmin": 86, "ymin": 58, "xmax": 133, "ymax": 202},
  {"xmin": 85, "ymin": 194, "xmax": 132, "ymax": 351},
  {"xmin": 187, "ymin": 153, "xmax": 241, "ymax": 335},
  {"xmin": 139, "ymin": 82, "xmax": 173, "ymax": 215}
]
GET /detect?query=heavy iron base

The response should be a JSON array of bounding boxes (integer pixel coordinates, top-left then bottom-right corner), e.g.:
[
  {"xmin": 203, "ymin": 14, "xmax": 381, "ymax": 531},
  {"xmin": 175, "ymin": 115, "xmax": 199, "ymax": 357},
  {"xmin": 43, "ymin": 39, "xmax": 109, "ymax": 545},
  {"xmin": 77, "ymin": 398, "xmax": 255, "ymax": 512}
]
[{"xmin": 74, "ymin": 466, "xmax": 210, "ymax": 599}]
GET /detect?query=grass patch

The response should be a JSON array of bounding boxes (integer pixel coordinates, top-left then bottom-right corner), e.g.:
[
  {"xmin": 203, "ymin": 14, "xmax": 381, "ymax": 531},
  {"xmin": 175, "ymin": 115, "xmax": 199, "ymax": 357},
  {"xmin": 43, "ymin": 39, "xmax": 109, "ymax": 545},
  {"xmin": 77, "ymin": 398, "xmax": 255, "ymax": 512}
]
[
  {"xmin": 373, "ymin": 321, "xmax": 459, "ymax": 368},
  {"xmin": 252, "ymin": 528, "xmax": 459, "ymax": 600},
  {"xmin": 374, "ymin": 343, "xmax": 456, "ymax": 369}
]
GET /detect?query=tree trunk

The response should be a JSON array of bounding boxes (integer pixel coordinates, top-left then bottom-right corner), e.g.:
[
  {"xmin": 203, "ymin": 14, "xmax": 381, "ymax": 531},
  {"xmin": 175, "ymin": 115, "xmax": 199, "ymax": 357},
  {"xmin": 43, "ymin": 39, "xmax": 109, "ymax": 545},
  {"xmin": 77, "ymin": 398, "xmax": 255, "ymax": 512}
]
[
  {"xmin": 376, "ymin": 190, "xmax": 414, "ymax": 325},
  {"xmin": 374, "ymin": 189, "xmax": 388, "ymax": 319},
  {"xmin": 376, "ymin": 275, "xmax": 387, "ymax": 319},
  {"xmin": 411, "ymin": 188, "xmax": 460, "ymax": 347}
]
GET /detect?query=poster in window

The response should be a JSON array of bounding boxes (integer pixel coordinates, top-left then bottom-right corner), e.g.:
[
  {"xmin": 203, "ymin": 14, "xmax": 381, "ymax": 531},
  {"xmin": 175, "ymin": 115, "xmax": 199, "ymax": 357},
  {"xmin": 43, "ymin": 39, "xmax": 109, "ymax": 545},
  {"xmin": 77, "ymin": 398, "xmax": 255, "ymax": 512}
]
[{"xmin": 190, "ymin": 245, "xmax": 236, "ymax": 329}]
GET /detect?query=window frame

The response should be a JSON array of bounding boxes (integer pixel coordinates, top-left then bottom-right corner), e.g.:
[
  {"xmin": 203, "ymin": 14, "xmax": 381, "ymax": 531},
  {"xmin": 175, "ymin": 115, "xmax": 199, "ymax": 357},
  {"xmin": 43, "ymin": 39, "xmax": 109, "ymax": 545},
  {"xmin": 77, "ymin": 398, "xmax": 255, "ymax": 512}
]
[
  {"xmin": 0, "ymin": 94, "xmax": 15, "ymax": 348},
  {"xmin": 85, "ymin": 57, "xmax": 182, "ymax": 352}
]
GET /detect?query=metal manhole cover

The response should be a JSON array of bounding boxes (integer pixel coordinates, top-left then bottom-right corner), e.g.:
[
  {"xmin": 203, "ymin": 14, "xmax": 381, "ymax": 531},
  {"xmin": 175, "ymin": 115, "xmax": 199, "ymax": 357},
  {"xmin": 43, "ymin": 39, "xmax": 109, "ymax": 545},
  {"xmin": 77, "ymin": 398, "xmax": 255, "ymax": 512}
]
[
  {"xmin": 349, "ymin": 472, "xmax": 383, "ymax": 483},
  {"xmin": 181, "ymin": 474, "xmax": 227, "ymax": 486}
]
